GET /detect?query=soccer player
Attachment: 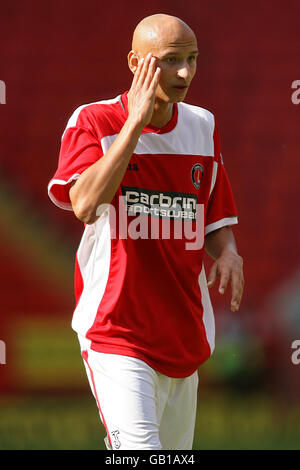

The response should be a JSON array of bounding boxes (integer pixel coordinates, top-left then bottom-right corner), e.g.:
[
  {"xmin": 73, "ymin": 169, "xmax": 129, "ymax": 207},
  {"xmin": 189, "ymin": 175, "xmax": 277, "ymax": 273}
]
[{"xmin": 48, "ymin": 14, "xmax": 244, "ymax": 450}]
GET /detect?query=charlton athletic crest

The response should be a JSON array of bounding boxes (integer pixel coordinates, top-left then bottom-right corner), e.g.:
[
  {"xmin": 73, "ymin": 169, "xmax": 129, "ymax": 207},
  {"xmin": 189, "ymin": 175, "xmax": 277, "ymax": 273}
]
[{"xmin": 191, "ymin": 163, "xmax": 203, "ymax": 190}]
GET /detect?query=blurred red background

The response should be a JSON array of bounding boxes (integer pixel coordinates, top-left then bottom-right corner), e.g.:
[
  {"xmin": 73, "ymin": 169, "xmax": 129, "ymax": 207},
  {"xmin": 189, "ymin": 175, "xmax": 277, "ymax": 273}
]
[{"xmin": 0, "ymin": 0, "xmax": 299, "ymax": 398}]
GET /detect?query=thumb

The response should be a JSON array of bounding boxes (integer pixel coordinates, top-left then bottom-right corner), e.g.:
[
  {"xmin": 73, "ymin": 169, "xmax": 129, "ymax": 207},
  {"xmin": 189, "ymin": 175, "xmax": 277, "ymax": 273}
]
[{"xmin": 207, "ymin": 263, "xmax": 218, "ymax": 288}]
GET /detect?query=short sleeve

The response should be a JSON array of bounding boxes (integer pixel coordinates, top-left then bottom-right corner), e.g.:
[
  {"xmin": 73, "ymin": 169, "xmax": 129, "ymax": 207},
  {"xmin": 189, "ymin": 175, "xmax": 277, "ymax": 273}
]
[
  {"xmin": 48, "ymin": 106, "xmax": 103, "ymax": 211},
  {"xmin": 205, "ymin": 121, "xmax": 238, "ymax": 235}
]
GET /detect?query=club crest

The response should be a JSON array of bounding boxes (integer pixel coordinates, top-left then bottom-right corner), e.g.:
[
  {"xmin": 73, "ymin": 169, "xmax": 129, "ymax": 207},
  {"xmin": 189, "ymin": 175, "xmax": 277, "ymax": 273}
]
[{"xmin": 191, "ymin": 163, "xmax": 203, "ymax": 190}]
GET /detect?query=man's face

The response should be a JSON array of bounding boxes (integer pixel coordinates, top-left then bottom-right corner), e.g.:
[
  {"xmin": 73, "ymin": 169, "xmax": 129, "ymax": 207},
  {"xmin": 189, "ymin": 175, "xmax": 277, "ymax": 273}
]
[
  {"xmin": 132, "ymin": 22, "xmax": 198, "ymax": 104},
  {"xmin": 153, "ymin": 44, "xmax": 198, "ymax": 103}
]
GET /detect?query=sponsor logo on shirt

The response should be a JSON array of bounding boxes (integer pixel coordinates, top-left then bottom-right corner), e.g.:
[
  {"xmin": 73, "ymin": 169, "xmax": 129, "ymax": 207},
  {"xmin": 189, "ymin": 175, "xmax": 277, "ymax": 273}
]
[{"xmin": 121, "ymin": 186, "xmax": 198, "ymax": 220}]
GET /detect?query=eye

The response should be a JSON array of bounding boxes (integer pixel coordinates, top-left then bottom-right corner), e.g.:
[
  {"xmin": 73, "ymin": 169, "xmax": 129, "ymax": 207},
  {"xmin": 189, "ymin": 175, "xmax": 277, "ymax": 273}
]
[
  {"xmin": 188, "ymin": 55, "xmax": 197, "ymax": 62},
  {"xmin": 165, "ymin": 57, "xmax": 177, "ymax": 63}
]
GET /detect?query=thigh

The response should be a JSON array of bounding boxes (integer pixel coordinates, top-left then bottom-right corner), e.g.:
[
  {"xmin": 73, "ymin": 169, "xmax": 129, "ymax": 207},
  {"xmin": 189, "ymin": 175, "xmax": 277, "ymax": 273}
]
[
  {"xmin": 159, "ymin": 371, "xmax": 199, "ymax": 450},
  {"xmin": 81, "ymin": 347, "xmax": 162, "ymax": 450}
]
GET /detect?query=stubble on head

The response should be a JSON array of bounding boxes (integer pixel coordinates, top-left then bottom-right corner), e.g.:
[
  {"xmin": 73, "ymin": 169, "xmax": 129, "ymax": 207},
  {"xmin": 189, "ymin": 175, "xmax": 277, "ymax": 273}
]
[{"xmin": 131, "ymin": 13, "xmax": 197, "ymax": 59}]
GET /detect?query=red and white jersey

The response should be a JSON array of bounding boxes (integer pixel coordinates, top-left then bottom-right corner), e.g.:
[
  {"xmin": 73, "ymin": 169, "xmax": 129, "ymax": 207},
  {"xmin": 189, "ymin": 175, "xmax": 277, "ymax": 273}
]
[{"xmin": 48, "ymin": 91, "xmax": 238, "ymax": 378}]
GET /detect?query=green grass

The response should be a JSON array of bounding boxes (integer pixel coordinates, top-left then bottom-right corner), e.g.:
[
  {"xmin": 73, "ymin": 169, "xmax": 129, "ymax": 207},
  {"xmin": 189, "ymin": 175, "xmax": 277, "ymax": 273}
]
[
  {"xmin": 0, "ymin": 391, "xmax": 299, "ymax": 450},
  {"xmin": 195, "ymin": 390, "xmax": 300, "ymax": 450},
  {"xmin": 0, "ymin": 395, "xmax": 105, "ymax": 450}
]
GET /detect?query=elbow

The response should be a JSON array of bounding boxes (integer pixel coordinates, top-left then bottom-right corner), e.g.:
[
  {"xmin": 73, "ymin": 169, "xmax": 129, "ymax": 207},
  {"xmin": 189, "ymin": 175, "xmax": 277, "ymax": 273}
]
[
  {"xmin": 71, "ymin": 198, "xmax": 98, "ymax": 225},
  {"xmin": 69, "ymin": 185, "xmax": 106, "ymax": 225},
  {"xmin": 69, "ymin": 183, "xmax": 94, "ymax": 224},
  {"xmin": 76, "ymin": 212, "xmax": 97, "ymax": 225},
  {"xmin": 75, "ymin": 206, "xmax": 98, "ymax": 225}
]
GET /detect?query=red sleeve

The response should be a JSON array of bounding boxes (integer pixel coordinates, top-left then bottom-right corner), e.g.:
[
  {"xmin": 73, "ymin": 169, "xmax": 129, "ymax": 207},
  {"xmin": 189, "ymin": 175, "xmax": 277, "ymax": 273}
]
[
  {"xmin": 47, "ymin": 106, "xmax": 103, "ymax": 211},
  {"xmin": 205, "ymin": 120, "xmax": 238, "ymax": 235}
]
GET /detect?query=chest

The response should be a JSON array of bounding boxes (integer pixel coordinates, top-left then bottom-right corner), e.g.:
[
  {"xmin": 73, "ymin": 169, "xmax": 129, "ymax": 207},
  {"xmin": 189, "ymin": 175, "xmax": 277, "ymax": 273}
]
[{"xmin": 121, "ymin": 153, "xmax": 214, "ymax": 205}]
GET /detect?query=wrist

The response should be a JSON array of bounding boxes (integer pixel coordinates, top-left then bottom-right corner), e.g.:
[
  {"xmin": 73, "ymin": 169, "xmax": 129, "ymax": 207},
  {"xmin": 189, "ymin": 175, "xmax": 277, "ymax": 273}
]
[
  {"xmin": 219, "ymin": 248, "xmax": 243, "ymax": 268},
  {"xmin": 220, "ymin": 245, "xmax": 238, "ymax": 257},
  {"xmin": 125, "ymin": 116, "xmax": 145, "ymax": 135}
]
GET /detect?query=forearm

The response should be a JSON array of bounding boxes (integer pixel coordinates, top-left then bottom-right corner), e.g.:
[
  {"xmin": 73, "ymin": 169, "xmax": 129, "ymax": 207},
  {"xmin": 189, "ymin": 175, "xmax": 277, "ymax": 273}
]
[
  {"xmin": 70, "ymin": 118, "xmax": 143, "ymax": 224},
  {"xmin": 70, "ymin": 53, "xmax": 160, "ymax": 225},
  {"xmin": 205, "ymin": 225, "xmax": 238, "ymax": 260}
]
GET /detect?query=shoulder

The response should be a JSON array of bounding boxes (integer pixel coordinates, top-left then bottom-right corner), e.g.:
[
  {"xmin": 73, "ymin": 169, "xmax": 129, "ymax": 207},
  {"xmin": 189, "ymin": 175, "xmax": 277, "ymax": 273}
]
[
  {"xmin": 178, "ymin": 101, "xmax": 216, "ymax": 131},
  {"xmin": 66, "ymin": 94, "xmax": 123, "ymax": 128},
  {"xmin": 62, "ymin": 94, "xmax": 124, "ymax": 138}
]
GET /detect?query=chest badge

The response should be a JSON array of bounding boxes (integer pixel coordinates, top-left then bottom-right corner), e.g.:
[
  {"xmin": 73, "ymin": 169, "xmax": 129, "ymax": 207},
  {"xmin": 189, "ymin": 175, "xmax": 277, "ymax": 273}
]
[{"xmin": 191, "ymin": 163, "xmax": 203, "ymax": 190}]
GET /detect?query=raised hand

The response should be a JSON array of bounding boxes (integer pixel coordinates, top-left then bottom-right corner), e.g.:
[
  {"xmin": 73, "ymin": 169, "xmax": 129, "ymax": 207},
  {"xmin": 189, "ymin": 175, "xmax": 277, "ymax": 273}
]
[{"xmin": 127, "ymin": 52, "xmax": 161, "ymax": 129}]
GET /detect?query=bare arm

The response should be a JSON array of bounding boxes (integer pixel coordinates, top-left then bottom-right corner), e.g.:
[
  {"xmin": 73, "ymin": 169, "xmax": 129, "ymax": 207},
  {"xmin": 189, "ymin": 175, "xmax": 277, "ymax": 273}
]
[
  {"xmin": 205, "ymin": 226, "xmax": 244, "ymax": 312},
  {"xmin": 69, "ymin": 53, "xmax": 161, "ymax": 224}
]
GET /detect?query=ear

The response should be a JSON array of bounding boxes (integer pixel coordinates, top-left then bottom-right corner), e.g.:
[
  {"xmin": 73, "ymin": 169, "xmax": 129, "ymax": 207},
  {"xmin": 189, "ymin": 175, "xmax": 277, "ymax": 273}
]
[{"xmin": 127, "ymin": 50, "xmax": 139, "ymax": 74}]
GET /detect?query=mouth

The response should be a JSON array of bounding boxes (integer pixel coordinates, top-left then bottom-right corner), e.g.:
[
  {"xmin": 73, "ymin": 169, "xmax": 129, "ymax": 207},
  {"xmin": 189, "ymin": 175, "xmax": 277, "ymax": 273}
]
[{"xmin": 173, "ymin": 85, "xmax": 189, "ymax": 92}]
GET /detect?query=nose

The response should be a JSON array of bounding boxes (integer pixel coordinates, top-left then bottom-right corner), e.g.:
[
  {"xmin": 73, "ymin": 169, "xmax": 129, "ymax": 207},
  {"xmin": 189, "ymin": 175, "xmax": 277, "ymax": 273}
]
[{"xmin": 177, "ymin": 62, "xmax": 190, "ymax": 80}]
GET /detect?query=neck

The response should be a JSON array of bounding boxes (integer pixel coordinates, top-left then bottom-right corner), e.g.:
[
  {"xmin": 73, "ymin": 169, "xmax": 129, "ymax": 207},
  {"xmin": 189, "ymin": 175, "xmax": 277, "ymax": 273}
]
[{"xmin": 150, "ymin": 99, "xmax": 173, "ymax": 128}]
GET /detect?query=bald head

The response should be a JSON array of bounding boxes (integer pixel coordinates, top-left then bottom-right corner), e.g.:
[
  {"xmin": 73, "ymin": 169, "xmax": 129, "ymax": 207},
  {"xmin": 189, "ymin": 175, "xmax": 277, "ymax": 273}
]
[
  {"xmin": 128, "ymin": 14, "xmax": 198, "ymax": 105},
  {"xmin": 132, "ymin": 14, "xmax": 196, "ymax": 56}
]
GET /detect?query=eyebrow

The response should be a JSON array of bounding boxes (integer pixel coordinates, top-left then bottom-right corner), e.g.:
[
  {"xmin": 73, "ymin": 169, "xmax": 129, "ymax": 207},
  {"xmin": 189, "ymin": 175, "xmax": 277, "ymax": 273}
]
[{"xmin": 163, "ymin": 50, "xmax": 199, "ymax": 55}]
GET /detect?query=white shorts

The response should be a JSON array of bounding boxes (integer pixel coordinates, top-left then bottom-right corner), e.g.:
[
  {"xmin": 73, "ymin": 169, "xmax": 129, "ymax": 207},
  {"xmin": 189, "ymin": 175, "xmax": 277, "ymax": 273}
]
[{"xmin": 78, "ymin": 335, "xmax": 199, "ymax": 450}]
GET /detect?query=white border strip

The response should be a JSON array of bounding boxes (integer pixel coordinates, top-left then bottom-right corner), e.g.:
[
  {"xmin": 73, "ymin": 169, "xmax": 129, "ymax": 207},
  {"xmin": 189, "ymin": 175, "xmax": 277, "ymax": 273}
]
[
  {"xmin": 198, "ymin": 264, "xmax": 215, "ymax": 354},
  {"xmin": 205, "ymin": 216, "xmax": 238, "ymax": 235},
  {"xmin": 47, "ymin": 174, "xmax": 80, "ymax": 211}
]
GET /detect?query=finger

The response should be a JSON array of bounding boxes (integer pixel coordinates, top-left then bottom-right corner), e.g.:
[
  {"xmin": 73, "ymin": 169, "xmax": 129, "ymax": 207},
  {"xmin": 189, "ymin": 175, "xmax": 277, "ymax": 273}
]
[
  {"xmin": 143, "ymin": 56, "xmax": 157, "ymax": 90},
  {"xmin": 218, "ymin": 269, "xmax": 230, "ymax": 295},
  {"xmin": 137, "ymin": 52, "xmax": 152, "ymax": 87},
  {"xmin": 131, "ymin": 57, "xmax": 144, "ymax": 88},
  {"xmin": 149, "ymin": 66, "xmax": 161, "ymax": 92},
  {"xmin": 230, "ymin": 272, "xmax": 244, "ymax": 311},
  {"xmin": 207, "ymin": 262, "xmax": 218, "ymax": 288}
]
